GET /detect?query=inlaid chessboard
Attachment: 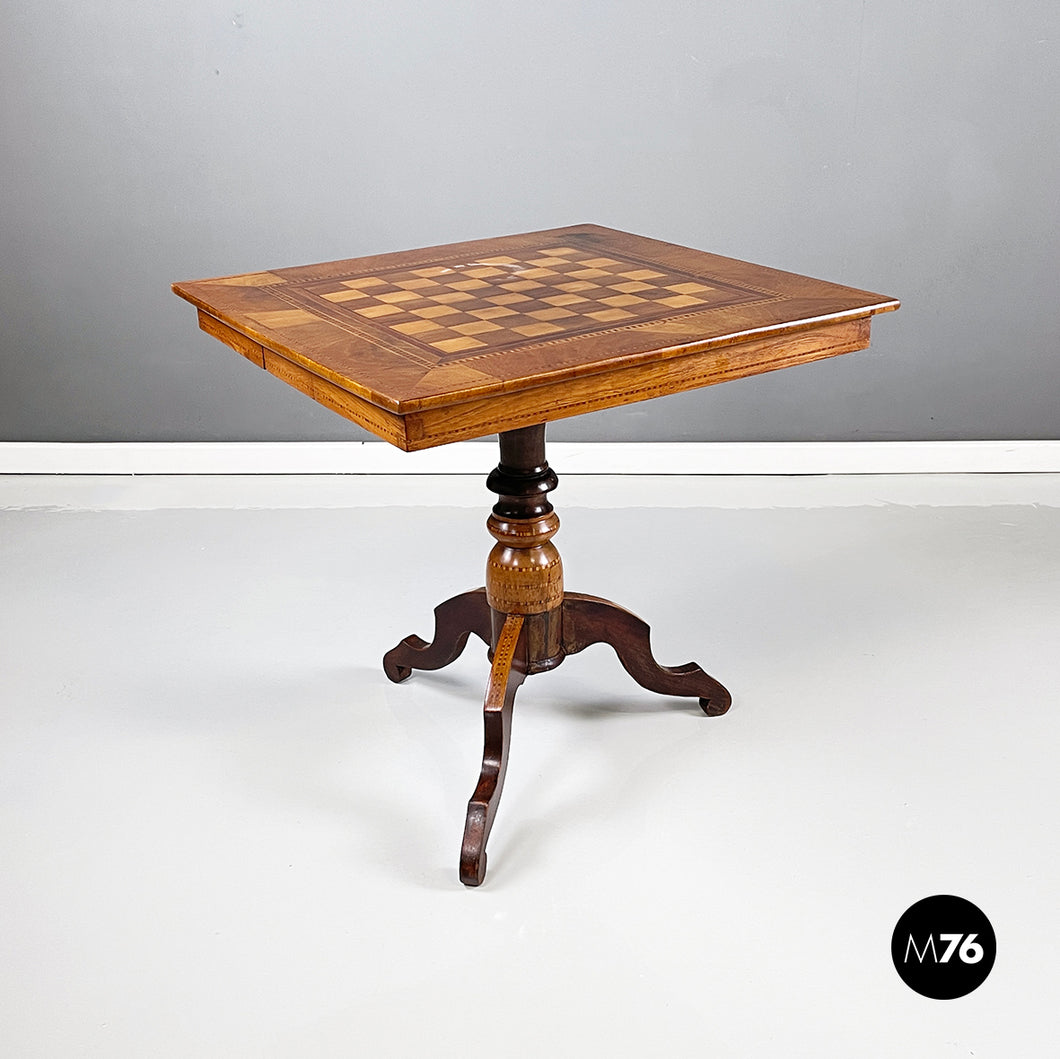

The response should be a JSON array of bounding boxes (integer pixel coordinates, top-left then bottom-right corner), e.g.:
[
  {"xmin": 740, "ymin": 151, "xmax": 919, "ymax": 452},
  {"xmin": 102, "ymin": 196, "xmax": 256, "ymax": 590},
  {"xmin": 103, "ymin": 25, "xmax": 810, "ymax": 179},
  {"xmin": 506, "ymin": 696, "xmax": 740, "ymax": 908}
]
[
  {"xmin": 278, "ymin": 243, "xmax": 765, "ymax": 360},
  {"xmin": 174, "ymin": 225, "xmax": 898, "ymax": 449}
]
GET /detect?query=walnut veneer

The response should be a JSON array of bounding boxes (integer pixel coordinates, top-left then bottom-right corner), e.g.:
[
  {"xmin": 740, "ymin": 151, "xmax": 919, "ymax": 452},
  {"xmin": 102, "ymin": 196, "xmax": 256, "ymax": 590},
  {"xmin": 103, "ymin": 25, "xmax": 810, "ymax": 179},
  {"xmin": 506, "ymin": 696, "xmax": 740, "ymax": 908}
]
[{"xmin": 173, "ymin": 224, "xmax": 897, "ymax": 451}]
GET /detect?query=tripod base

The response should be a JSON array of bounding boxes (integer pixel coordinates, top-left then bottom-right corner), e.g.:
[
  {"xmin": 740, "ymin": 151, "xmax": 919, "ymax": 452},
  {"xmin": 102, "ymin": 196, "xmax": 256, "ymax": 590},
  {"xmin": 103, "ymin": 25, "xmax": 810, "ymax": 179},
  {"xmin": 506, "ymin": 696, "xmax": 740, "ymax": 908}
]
[{"xmin": 384, "ymin": 587, "xmax": 731, "ymax": 886}]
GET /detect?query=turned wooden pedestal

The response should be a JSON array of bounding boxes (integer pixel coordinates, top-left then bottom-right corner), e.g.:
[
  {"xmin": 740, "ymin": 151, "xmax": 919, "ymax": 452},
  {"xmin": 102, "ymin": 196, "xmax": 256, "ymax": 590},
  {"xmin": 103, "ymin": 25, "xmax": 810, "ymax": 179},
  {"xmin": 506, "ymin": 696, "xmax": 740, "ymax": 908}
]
[{"xmin": 383, "ymin": 424, "xmax": 731, "ymax": 885}]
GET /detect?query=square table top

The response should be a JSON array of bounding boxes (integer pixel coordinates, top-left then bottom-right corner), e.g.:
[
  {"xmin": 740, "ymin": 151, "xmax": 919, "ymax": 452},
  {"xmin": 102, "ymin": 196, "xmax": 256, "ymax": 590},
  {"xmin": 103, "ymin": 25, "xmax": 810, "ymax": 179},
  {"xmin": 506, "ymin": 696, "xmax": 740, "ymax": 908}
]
[{"xmin": 173, "ymin": 224, "xmax": 898, "ymax": 450}]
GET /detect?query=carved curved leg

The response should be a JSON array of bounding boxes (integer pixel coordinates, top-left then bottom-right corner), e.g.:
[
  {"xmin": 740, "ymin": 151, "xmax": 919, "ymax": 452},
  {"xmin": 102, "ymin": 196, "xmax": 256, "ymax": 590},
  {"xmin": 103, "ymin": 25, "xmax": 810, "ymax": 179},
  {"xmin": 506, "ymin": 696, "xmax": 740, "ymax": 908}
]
[
  {"xmin": 383, "ymin": 588, "xmax": 492, "ymax": 683},
  {"xmin": 561, "ymin": 592, "xmax": 732, "ymax": 716},
  {"xmin": 460, "ymin": 613, "xmax": 527, "ymax": 886}
]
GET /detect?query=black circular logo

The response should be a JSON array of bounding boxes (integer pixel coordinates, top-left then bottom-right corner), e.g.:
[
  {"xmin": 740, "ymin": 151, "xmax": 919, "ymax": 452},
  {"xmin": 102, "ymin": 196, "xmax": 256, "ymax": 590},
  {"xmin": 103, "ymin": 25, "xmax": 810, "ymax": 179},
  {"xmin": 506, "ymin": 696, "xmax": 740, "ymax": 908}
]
[{"xmin": 891, "ymin": 895, "xmax": 996, "ymax": 999}]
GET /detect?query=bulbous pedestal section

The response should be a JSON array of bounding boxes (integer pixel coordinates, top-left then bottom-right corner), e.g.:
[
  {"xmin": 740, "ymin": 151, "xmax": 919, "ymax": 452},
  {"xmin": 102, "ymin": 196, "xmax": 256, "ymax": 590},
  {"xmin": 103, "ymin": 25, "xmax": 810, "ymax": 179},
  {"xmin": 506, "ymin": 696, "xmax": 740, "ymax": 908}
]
[{"xmin": 485, "ymin": 511, "xmax": 563, "ymax": 615}]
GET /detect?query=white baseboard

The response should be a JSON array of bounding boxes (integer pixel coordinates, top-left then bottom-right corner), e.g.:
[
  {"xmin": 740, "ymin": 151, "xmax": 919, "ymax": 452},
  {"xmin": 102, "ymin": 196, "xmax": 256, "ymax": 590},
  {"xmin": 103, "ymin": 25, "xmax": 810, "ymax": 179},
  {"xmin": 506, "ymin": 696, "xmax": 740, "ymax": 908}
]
[{"xmin": 1, "ymin": 440, "xmax": 1058, "ymax": 476}]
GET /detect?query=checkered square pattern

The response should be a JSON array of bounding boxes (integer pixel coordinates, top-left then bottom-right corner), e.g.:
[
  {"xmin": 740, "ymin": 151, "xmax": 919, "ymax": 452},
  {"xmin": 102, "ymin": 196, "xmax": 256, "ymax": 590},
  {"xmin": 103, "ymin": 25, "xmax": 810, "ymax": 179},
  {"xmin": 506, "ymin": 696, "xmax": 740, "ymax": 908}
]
[{"xmin": 292, "ymin": 245, "xmax": 758, "ymax": 359}]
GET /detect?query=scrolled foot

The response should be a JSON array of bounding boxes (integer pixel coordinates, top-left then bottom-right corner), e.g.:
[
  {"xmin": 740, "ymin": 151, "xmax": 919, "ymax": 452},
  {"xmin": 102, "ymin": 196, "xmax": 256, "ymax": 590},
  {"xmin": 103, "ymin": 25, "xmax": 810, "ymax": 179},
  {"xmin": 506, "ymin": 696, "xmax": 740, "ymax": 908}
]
[
  {"xmin": 383, "ymin": 588, "xmax": 492, "ymax": 683},
  {"xmin": 460, "ymin": 812, "xmax": 489, "ymax": 887},
  {"xmin": 460, "ymin": 613, "xmax": 527, "ymax": 886},
  {"xmin": 561, "ymin": 592, "xmax": 731, "ymax": 715},
  {"xmin": 699, "ymin": 691, "xmax": 732, "ymax": 717}
]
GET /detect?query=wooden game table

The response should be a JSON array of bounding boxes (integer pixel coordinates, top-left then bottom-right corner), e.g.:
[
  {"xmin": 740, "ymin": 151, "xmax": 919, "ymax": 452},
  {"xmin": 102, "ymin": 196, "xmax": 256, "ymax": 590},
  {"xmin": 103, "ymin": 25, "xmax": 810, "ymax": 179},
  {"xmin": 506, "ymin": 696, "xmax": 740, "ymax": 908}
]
[{"xmin": 174, "ymin": 224, "xmax": 898, "ymax": 885}]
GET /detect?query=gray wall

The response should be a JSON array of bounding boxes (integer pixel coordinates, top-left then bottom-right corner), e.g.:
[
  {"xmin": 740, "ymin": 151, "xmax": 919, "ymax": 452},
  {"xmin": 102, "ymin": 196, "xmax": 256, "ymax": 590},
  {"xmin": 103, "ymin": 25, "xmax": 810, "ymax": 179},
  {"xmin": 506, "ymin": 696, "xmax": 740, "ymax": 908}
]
[{"xmin": 2, "ymin": 1, "xmax": 1057, "ymax": 443}]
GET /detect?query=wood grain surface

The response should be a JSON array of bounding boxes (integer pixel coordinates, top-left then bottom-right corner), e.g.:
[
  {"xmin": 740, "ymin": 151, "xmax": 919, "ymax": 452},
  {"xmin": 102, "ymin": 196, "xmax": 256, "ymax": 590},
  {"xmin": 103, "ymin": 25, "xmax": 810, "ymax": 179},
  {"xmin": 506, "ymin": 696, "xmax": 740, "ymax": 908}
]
[{"xmin": 174, "ymin": 224, "xmax": 898, "ymax": 449}]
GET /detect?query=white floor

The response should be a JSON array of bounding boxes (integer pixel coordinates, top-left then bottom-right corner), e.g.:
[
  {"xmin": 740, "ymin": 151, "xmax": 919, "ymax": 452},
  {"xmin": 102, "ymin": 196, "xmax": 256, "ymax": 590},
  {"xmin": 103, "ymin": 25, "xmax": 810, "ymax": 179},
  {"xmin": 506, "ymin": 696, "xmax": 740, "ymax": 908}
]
[{"xmin": 2, "ymin": 473, "xmax": 1059, "ymax": 1057}]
